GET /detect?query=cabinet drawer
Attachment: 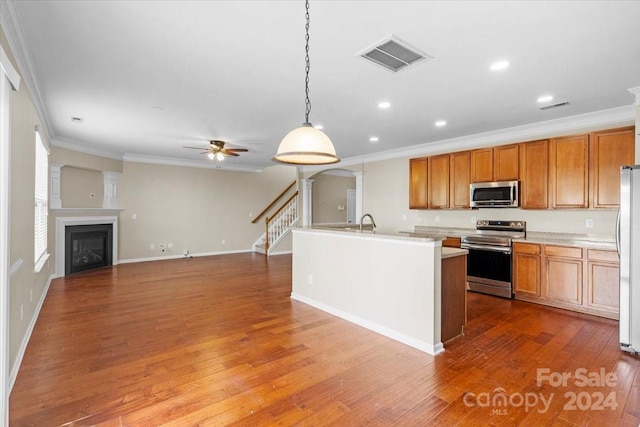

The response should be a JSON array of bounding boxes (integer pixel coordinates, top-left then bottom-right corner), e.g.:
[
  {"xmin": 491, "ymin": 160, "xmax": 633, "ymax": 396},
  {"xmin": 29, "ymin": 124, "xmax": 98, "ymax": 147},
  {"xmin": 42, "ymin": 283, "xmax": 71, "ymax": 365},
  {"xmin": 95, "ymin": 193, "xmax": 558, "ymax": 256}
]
[
  {"xmin": 587, "ymin": 249, "xmax": 619, "ymax": 263},
  {"xmin": 544, "ymin": 245, "xmax": 583, "ymax": 259},
  {"xmin": 513, "ymin": 242, "xmax": 541, "ymax": 255}
]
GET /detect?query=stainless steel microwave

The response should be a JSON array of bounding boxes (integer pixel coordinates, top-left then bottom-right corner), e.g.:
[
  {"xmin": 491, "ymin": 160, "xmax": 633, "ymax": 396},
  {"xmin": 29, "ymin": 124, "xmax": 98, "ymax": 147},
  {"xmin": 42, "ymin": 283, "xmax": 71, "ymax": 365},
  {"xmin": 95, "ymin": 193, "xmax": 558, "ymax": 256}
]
[{"xmin": 470, "ymin": 181, "xmax": 519, "ymax": 208}]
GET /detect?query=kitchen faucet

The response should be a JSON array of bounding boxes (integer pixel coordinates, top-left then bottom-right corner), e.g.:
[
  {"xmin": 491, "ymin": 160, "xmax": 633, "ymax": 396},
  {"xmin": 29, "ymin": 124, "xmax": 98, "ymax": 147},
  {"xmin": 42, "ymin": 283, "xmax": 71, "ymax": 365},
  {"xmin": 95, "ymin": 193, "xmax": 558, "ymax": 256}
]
[{"xmin": 359, "ymin": 213, "xmax": 377, "ymax": 232}]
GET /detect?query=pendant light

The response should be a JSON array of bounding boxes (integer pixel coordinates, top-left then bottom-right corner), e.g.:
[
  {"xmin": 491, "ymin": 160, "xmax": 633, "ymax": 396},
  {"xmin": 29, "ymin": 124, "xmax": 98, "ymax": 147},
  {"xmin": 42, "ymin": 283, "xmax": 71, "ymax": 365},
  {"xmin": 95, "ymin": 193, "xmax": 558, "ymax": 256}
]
[{"xmin": 272, "ymin": 0, "xmax": 339, "ymax": 165}]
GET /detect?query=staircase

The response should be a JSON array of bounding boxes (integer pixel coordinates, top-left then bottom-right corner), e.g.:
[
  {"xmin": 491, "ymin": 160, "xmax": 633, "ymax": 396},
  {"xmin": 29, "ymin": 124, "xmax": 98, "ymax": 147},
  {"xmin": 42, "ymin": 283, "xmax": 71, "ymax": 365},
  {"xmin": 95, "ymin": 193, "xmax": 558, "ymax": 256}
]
[{"xmin": 252, "ymin": 181, "xmax": 299, "ymax": 256}]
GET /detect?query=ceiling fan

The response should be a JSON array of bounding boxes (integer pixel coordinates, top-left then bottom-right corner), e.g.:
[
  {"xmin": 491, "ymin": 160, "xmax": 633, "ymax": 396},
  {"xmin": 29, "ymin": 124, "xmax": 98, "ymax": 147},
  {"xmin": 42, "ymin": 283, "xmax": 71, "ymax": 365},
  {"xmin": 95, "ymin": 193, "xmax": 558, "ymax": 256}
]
[{"xmin": 183, "ymin": 140, "xmax": 248, "ymax": 161}]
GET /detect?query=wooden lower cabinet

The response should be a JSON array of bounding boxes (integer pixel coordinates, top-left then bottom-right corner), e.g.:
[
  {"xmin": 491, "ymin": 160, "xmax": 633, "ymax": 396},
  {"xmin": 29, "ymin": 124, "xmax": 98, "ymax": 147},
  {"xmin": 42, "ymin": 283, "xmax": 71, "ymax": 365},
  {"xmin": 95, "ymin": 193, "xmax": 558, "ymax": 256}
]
[
  {"xmin": 543, "ymin": 246, "xmax": 583, "ymax": 305},
  {"xmin": 441, "ymin": 254, "xmax": 467, "ymax": 343},
  {"xmin": 513, "ymin": 242, "xmax": 541, "ymax": 297},
  {"xmin": 513, "ymin": 244, "xmax": 619, "ymax": 319},
  {"xmin": 586, "ymin": 249, "xmax": 620, "ymax": 313}
]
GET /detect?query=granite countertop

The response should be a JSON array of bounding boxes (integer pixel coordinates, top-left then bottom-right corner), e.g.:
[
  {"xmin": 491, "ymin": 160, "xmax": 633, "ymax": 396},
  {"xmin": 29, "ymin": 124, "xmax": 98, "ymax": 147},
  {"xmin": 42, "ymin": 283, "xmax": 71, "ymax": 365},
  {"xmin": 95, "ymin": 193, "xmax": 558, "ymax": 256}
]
[
  {"xmin": 442, "ymin": 247, "xmax": 468, "ymax": 259},
  {"xmin": 402, "ymin": 226, "xmax": 617, "ymax": 251}
]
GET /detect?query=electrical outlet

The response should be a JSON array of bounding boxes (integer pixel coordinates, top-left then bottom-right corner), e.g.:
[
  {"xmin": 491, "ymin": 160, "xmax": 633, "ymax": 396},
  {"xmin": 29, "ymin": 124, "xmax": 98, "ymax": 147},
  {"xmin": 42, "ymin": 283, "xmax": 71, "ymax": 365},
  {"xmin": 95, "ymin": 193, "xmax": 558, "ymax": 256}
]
[
  {"xmin": 150, "ymin": 243, "xmax": 155, "ymax": 250},
  {"xmin": 221, "ymin": 239, "xmax": 226, "ymax": 245},
  {"xmin": 132, "ymin": 213, "xmax": 137, "ymax": 220},
  {"xmin": 308, "ymin": 274, "xmax": 313, "ymax": 285},
  {"xmin": 435, "ymin": 215, "xmax": 440, "ymax": 223},
  {"xmin": 471, "ymin": 216, "xmax": 477, "ymax": 224},
  {"xmin": 183, "ymin": 249, "xmax": 189, "ymax": 256},
  {"xmin": 167, "ymin": 243, "xmax": 173, "ymax": 248},
  {"xmin": 402, "ymin": 214, "xmax": 407, "ymax": 221},
  {"xmin": 586, "ymin": 219, "xmax": 594, "ymax": 228}
]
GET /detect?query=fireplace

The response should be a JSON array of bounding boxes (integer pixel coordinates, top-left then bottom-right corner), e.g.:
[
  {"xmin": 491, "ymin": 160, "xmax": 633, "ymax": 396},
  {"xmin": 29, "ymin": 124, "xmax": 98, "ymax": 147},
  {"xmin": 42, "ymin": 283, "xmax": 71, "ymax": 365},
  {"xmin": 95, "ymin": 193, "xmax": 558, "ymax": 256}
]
[{"xmin": 65, "ymin": 224, "xmax": 113, "ymax": 275}]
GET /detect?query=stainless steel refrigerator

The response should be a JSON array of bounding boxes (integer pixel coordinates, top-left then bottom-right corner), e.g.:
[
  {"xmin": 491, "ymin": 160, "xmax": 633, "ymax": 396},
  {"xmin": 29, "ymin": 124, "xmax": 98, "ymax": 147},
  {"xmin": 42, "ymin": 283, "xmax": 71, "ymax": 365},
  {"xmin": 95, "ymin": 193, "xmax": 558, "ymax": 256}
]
[{"xmin": 619, "ymin": 165, "xmax": 640, "ymax": 355}]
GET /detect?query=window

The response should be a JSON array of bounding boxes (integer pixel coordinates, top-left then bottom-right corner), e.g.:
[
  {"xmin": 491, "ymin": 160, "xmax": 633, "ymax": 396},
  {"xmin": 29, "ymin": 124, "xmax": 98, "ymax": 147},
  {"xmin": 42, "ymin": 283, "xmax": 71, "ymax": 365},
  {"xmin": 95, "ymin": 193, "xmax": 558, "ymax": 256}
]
[{"xmin": 34, "ymin": 129, "xmax": 48, "ymax": 270}]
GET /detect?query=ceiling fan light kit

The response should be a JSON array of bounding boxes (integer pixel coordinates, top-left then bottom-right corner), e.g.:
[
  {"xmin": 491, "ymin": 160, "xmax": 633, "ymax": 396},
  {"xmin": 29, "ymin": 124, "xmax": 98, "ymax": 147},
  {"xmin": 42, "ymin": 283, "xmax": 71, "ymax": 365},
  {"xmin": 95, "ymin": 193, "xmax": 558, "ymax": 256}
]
[{"xmin": 273, "ymin": 0, "xmax": 340, "ymax": 166}]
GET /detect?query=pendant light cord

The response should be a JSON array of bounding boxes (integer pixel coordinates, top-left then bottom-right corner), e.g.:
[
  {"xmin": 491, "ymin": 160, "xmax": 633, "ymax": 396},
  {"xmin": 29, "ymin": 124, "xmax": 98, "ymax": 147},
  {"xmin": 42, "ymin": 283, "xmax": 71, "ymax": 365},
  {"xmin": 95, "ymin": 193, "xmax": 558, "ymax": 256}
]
[{"xmin": 304, "ymin": 0, "xmax": 311, "ymax": 124}]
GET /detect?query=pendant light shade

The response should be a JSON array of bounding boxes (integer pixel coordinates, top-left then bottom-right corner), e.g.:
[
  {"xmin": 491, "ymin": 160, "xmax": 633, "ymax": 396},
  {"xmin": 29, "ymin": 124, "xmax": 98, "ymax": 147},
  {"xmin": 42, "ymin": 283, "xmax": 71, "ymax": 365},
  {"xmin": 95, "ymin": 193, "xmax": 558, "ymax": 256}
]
[
  {"xmin": 273, "ymin": 123, "xmax": 339, "ymax": 165},
  {"xmin": 272, "ymin": 0, "xmax": 340, "ymax": 166}
]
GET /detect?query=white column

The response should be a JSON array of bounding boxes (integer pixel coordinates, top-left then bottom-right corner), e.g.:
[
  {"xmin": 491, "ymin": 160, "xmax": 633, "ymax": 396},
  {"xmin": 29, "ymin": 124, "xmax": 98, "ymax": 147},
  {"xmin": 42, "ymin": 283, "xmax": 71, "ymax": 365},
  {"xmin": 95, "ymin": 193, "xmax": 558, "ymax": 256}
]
[
  {"xmin": 102, "ymin": 171, "xmax": 119, "ymax": 209},
  {"xmin": 353, "ymin": 171, "xmax": 364, "ymax": 221},
  {"xmin": 628, "ymin": 86, "xmax": 640, "ymax": 163},
  {"xmin": 301, "ymin": 178, "xmax": 314, "ymax": 227},
  {"xmin": 49, "ymin": 163, "xmax": 64, "ymax": 209}
]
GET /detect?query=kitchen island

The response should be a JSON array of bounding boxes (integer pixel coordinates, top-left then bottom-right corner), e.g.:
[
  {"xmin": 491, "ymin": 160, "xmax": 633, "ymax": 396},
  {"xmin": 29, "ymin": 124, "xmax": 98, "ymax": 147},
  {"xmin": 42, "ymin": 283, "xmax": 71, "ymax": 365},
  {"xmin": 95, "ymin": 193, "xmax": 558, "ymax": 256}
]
[{"xmin": 290, "ymin": 227, "xmax": 467, "ymax": 355}]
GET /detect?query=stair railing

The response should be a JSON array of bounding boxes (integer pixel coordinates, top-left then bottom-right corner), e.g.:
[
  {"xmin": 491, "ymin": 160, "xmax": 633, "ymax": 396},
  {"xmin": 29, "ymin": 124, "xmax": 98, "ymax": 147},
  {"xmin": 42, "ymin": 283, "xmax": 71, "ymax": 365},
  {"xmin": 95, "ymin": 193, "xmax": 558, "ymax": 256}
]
[
  {"xmin": 252, "ymin": 180, "xmax": 296, "ymax": 224},
  {"xmin": 265, "ymin": 191, "xmax": 298, "ymax": 252}
]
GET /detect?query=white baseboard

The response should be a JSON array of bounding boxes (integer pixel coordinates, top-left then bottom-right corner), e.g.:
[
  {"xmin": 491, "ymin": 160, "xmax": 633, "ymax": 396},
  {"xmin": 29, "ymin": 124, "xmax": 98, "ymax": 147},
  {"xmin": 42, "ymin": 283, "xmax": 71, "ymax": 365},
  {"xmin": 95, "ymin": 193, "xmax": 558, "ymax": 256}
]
[
  {"xmin": 267, "ymin": 249, "xmax": 292, "ymax": 256},
  {"xmin": 290, "ymin": 292, "xmax": 444, "ymax": 356},
  {"xmin": 9, "ymin": 273, "xmax": 54, "ymax": 392},
  {"xmin": 118, "ymin": 248, "xmax": 253, "ymax": 264}
]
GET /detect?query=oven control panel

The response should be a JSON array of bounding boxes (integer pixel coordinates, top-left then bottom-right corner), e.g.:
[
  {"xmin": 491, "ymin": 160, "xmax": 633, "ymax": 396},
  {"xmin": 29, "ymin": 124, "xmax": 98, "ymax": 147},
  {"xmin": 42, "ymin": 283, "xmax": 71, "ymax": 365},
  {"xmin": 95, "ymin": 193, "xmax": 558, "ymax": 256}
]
[{"xmin": 476, "ymin": 220, "xmax": 526, "ymax": 231}]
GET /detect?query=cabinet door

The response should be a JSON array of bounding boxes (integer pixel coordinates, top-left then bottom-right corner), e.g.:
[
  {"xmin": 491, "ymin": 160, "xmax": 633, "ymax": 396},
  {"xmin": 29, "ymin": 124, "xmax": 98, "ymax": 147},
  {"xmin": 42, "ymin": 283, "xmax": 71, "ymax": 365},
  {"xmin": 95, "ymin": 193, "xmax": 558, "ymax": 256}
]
[
  {"xmin": 513, "ymin": 242, "xmax": 541, "ymax": 297},
  {"xmin": 514, "ymin": 253, "xmax": 541, "ymax": 297},
  {"xmin": 519, "ymin": 140, "xmax": 549, "ymax": 209},
  {"xmin": 493, "ymin": 144, "xmax": 519, "ymax": 181},
  {"xmin": 590, "ymin": 126, "xmax": 635, "ymax": 208},
  {"xmin": 470, "ymin": 148, "xmax": 494, "ymax": 182},
  {"xmin": 544, "ymin": 246, "xmax": 583, "ymax": 305},
  {"xmin": 586, "ymin": 261, "xmax": 619, "ymax": 314},
  {"xmin": 549, "ymin": 134, "xmax": 589, "ymax": 208},
  {"xmin": 586, "ymin": 250, "xmax": 620, "ymax": 315},
  {"xmin": 428, "ymin": 154, "xmax": 450, "ymax": 208},
  {"xmin": 409, "ymin": 158, "xmax": 428, "ymax": 209},
  {"xmin": 450, "ymin": 151, "xmax": 470, "ymax": 208}
]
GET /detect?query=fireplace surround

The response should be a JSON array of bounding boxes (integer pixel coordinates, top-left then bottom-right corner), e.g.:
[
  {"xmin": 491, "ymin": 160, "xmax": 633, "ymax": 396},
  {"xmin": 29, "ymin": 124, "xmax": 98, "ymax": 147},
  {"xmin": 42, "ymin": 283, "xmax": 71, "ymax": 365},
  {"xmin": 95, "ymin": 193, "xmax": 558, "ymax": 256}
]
[{"xmin": 55, "ymin": 215, "xmax": 119, "ymax": 277}]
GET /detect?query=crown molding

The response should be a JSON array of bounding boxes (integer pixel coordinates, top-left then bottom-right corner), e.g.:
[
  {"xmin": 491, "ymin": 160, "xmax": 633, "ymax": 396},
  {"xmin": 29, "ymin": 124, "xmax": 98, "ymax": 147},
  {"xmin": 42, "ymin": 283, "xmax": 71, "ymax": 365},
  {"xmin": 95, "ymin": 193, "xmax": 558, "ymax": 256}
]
[
  {"xmin": 122, "ymin": 153, "xmax": 264, "ymax": 173},
  {"xmin": 50, "ymin": 137, "xmax": 124, "ymax": 161},
  {"xmin": 304, "ymin": 105, "xmax": 635, "ymax": 173},
  {"xmin": 628, "ymin": 87, "xmax": 640, "ymax": 106},
  {"xmin": 0, "ymin": 0, "xmax": 54, "ymax": 141}
]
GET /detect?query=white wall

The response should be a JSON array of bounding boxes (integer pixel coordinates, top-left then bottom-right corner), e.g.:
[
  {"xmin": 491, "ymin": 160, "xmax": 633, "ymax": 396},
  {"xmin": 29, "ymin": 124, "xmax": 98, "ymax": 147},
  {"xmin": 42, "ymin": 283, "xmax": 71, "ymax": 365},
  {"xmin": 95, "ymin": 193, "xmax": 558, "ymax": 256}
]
[
  {"xmin": 291, "ymin": 229, "xmax": 442, "ymax": 355},
  {"xmin": 117, "ymin": 161, "xmax": 296, "ymax": 260}
]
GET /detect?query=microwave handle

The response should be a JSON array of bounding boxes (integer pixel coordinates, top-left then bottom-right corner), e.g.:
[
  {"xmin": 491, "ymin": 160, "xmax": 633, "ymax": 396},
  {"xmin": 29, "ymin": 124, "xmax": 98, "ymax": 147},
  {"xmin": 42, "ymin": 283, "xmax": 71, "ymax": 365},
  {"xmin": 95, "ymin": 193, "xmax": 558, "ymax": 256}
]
[{"xmin": 511, "ymin": 185, "xmax": 515, "ymax": 203}]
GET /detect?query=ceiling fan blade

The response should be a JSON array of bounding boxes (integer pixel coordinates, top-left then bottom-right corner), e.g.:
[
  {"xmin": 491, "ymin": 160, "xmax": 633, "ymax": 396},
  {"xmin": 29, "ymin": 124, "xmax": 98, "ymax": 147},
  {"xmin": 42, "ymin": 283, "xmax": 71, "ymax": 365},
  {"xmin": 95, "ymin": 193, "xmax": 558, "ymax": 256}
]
[
  {"xmin": 223, "ymin": 151, "xmax": 240, "ymax": 157},
  {"xmin": 183, "ymin": 146, "xmax": 208, "ymax": 150},
  {"xmin": 226, "ymin": 148, "xmax": 249, "ymax": 152}
]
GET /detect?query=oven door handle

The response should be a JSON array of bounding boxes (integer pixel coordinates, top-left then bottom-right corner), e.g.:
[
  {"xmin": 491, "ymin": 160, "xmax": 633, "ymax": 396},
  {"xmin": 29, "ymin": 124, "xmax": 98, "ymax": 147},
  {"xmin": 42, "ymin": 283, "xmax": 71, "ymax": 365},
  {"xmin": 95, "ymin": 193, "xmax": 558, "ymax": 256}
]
[{"xmin": 461, "ymin": 243, "xmax": 512, "ymax": 253}]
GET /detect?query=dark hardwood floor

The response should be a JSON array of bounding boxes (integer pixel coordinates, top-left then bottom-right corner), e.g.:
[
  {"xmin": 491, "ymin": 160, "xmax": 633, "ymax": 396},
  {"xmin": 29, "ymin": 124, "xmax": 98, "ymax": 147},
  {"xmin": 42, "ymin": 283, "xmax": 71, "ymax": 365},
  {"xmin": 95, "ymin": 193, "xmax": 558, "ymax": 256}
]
[{"xmin": 9, "ymin": 253, "xmax": 640, "ymax": 426}]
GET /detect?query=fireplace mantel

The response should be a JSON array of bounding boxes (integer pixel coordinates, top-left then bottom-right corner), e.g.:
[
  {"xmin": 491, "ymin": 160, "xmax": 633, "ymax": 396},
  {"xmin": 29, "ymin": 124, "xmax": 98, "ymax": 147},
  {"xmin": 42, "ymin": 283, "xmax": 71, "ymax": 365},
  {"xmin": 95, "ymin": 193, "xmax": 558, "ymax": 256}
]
[
  {"xmin": 50, "ymin": 208, "xmax": 124, "ymax": 215},
  {"xmin": 55, "ymin": 215, "xmax": 119, "ymax": 277}
]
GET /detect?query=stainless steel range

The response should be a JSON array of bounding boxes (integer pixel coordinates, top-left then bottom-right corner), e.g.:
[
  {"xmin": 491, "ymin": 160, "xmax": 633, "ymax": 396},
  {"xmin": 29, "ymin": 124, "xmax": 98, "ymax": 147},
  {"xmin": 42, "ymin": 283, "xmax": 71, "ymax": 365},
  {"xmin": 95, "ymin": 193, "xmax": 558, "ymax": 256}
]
[{"xmin": 461, "ymin": 220, "xmax": 526, "ymax": 298}]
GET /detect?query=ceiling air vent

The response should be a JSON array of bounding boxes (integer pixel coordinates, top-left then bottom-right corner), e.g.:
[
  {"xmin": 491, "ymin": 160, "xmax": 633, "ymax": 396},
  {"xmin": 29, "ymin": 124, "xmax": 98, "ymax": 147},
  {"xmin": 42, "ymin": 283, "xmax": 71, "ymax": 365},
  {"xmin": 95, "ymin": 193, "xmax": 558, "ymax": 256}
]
[
  {"xmin": 539, "ymin": 101, "xmax": 570, "ymax": 111},
  {"xmin": 358, "ymin": 35, "xmax": 432, "ymax": 72}
]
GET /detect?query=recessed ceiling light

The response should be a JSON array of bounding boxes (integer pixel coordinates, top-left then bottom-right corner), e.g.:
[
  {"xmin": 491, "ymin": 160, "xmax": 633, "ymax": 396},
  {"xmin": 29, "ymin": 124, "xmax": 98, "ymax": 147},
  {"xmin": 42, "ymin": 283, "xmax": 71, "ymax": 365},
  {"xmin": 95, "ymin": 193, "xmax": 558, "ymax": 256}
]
[
  {"xmin": 537, "ymin": 95, "xmax": 554, "ymax": 103},
  {"xmin": 369, "ymin": 137, "xmax": 379, "ymax": 143},
  {"xmin": 490, "ymin": 60, "xmax": 510, "ymax": 71},
  {"xmin": 435, "ymin": 120, "xmax": 447, "ymax": 127},
  {"xmin": 71, "ymin": 116, "xmax": 83, "ymax": 124},
  {"xmin": 378, "ymin": 101, "xmax": 391, "ymax": 109},
  {"xmin": 313, "ymin": 124, "xmax": 324, "ymax": 130}
]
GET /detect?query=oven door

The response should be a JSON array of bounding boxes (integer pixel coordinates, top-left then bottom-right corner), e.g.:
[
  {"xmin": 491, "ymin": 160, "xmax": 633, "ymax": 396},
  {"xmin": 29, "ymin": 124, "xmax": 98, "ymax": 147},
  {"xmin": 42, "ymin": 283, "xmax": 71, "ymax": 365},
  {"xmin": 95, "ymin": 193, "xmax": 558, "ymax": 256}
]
[{"xmin": 463, "ymin": 243, "xmax": 513, "ymax": 297}]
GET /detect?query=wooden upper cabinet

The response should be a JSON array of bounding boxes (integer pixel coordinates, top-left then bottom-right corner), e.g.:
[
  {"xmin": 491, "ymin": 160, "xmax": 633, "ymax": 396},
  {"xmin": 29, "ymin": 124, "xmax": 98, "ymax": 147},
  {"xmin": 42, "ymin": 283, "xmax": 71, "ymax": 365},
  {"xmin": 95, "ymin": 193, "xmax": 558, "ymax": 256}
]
[
  {"xmin": 471, "ymin": 145, "xmax": 519, "ymax": 182},
  {"xmin": 493, "ymin": 144, "xmax": 519, "ymax": 181},
  {"xmin": 409, "ymin": 157, "xmax": 428, "ymax": 209},
  {"xmin": 590, "ymin": 126, "xmax": 635, "ymax": 208},
  {"xmin": 428, "ymin": 154, "xmax": 450, "ymax": 208},
  {"xmin": 450, "ymin": 151, "xmax": 471, "ymax": 209},
  {"xmin": 549, "ymin": 134, "xmax": 589, "ymax": 208},
  {"xmin": 470, "ymin": 148, "xmax": 494, "ymax": 182},
  {"xmin": 519, "ymin": 140, "xmax": 549, "ymax": 209}
]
